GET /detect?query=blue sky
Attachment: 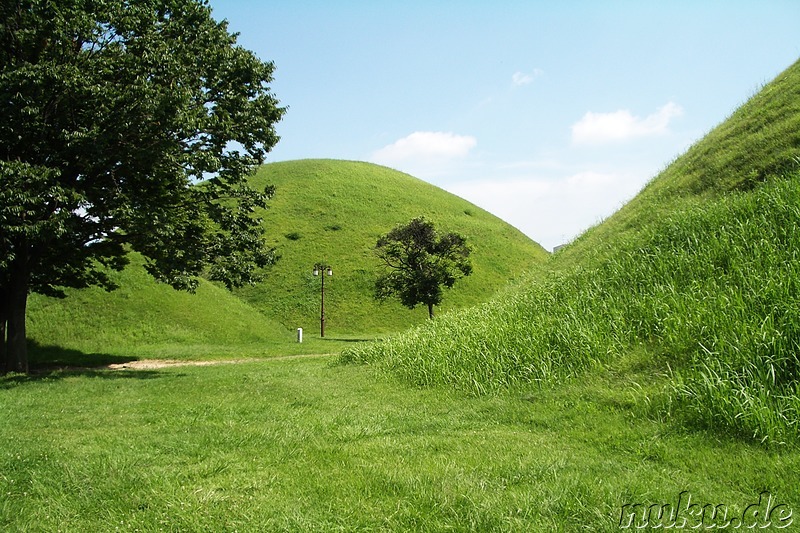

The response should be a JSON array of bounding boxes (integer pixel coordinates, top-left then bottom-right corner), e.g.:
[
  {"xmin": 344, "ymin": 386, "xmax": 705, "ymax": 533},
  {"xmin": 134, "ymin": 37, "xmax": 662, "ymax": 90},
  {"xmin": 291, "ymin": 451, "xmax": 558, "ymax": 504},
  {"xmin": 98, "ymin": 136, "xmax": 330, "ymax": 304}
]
[{"xmin": 210, "ymin": 1, "xmax": 800, "ymax": 250}]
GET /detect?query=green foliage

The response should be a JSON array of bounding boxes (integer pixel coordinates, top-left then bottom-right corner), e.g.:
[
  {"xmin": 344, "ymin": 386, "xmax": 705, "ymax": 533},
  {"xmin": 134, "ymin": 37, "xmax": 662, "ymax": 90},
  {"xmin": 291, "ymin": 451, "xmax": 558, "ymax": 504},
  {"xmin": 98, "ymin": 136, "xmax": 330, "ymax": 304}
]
[
  {"xmin": 374, "ymin": 217, "xmax": 472, "ymax": 318},
  {"xmin": 0, "ymin": 0, "xmax": 284, "ymax": 371},
  {"xmin": 340, "ymin": 59, "xmax": 800, "ymax": 445},
  {"xmin": 0, "ymin": 161, "xmax": 126, "ymax": 297},
  {"xmin": 1, "ymin": 0, "xmax": 284, "ymax": 291}
]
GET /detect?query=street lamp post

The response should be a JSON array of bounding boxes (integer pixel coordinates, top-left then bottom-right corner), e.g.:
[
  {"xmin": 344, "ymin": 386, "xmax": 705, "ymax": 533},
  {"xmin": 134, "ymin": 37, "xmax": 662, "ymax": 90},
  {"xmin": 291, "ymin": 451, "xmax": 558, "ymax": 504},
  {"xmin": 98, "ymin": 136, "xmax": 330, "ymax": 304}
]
[{"xmin": 313, "ymin": 264, "xmax": 332, "ymax": 337}]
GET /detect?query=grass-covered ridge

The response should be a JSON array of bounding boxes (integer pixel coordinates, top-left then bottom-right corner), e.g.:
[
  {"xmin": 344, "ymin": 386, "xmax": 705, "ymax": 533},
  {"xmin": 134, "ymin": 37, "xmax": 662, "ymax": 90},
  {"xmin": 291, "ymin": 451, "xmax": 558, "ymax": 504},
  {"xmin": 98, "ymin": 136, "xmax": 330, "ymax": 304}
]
[
  {"xmin": 236, "ymin": 159, "xmax": 548, "ymax": 334},
  {"xmin": 560, "ymin": 57, "xmax": 800, "ymax": 265},
  {"xmin": 340, "ymin": 59, "xmax": 800, "ymax": 445}
]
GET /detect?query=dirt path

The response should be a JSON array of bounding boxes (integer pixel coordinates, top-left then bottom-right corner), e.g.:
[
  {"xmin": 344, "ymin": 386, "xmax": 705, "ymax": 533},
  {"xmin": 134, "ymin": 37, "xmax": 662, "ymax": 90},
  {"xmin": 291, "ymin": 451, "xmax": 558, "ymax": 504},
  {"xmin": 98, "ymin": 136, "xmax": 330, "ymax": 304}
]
[
  {"xmin": 106, "ymin": 359, "xmax": 249, "ymax": 370},
  {"xmin": 105, "ymin": 353, "xmax": 334, "ymax": 370}
]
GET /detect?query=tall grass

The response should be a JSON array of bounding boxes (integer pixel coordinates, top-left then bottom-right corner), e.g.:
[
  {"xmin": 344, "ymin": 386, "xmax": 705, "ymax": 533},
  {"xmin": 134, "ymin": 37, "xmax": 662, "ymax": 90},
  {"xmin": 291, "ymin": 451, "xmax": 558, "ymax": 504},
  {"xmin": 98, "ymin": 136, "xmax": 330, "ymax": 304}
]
[
  {"xmin": 339, "ymin": 172, "xmax": 800, "ymax": 444},
  {"xmin": 607, "ymin": 174, "xmax": 800, "ymax": 444},
  {"xmin": 338, "ymin": 265, "xmax": 624, "ymax": 394}
]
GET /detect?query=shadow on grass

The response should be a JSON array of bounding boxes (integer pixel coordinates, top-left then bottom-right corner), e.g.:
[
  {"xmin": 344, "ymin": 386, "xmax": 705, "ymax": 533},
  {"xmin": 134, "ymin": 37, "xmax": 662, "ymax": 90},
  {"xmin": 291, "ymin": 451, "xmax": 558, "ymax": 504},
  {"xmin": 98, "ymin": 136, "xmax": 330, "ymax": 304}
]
[
  {"xmin": 0, "ymin": 368, "xmax": 168, "ymax": 388},
  {"xmin": 0, "ymin": 341, "xmax": 169, "ymax": 386},
  {"xmin": 320, "ymin": 337, "xmax": 378, "ymax": 343},
  {"xmin": 28, "ymin": 340, "xmax": 136, "ymax": 368}
]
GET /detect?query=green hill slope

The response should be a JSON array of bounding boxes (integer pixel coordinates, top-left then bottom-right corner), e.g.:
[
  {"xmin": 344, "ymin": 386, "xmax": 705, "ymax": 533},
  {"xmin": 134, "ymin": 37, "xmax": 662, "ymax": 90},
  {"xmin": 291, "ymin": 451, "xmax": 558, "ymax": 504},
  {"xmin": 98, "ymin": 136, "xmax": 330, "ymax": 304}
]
[
  {"xmin": 341, "ymin": 59, "xmax": 800, "ymax": 445},
  {"xmin": 26, "ymin": 254, "xmax": 295, "ymax": 363},
  {"xmin": 235, "ymin": 159, "xmax": 548, "ymax": 334},
  {"xmin": 26, "ymin": 160, "xmax": 546, "ymax": 361},
  {"xmin": 559, "ymin": 57, "xmax": 800, "ymax": 266}
]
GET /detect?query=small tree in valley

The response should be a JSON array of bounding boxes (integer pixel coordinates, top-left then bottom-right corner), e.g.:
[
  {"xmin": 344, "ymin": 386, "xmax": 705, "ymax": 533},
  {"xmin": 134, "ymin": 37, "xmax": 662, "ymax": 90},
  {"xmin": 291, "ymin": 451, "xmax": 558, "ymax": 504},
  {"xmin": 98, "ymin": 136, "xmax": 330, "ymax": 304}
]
[{"xmin": 373, "ymin": 217, "xmax": 472, "ymax": 319}]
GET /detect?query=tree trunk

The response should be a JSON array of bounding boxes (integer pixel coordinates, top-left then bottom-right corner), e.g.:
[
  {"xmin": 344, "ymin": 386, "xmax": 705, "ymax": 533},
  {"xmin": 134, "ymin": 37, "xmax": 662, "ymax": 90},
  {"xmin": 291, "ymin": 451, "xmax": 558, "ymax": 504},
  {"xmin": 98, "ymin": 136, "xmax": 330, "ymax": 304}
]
[
  {"xmin": 6, "ymin": 291, "xmax": 29, "ymax": 374},
  {"xmin": 3, "ymin": 261, "xmax": 30, "ymax": 374},
  {"xmin": 428, "ymin": 302, "xmax": 435, "ymax": 320},
  {"xmin": 0, "ymin": 286, "xmax": 7, "ymax": 373}
]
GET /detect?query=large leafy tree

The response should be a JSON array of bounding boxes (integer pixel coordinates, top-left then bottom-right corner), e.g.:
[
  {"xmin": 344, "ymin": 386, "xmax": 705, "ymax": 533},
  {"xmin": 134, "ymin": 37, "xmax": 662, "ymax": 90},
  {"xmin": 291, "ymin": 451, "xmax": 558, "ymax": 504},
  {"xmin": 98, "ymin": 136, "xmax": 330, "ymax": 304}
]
[
  {"xmin": 374, "ymin": 217, "xmax": 472, "ymax": 319},
  {"xmin": 0, "ymin": 0, "xmax": 285, "ymax": 373}
]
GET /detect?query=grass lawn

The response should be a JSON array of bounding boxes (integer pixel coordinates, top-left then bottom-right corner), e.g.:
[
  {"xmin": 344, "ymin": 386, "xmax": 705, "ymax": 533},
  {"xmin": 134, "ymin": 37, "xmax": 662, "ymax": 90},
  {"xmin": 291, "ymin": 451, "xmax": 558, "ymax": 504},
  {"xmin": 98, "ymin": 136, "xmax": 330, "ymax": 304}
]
[{"xmin": 1, "ymin": 355, "xmax": 797, "ymax": 531}]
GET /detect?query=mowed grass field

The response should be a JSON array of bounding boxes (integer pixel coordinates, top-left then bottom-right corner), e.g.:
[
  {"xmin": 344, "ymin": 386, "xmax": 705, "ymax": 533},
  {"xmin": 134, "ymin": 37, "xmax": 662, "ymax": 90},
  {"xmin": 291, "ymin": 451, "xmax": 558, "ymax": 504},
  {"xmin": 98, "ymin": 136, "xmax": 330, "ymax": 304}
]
[{"xmin": 2, "ymin": 357, "xmax": 797, "ymax": 531}]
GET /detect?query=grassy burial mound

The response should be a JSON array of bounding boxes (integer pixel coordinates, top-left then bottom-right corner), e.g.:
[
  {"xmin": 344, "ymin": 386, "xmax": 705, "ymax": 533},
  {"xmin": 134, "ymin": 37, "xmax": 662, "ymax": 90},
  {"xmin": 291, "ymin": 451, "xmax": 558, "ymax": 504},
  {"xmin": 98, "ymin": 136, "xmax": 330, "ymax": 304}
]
[
  {"xmin": 341, "ymin": 59, "xmax": 800, "ymax": 445},
  {"xmin": 234, "ymin": 159, "xmax": 548, "ymax": 334},
  {"xmin": 26, "ymin": 159, "xmax": 546, "ymax": 361}
]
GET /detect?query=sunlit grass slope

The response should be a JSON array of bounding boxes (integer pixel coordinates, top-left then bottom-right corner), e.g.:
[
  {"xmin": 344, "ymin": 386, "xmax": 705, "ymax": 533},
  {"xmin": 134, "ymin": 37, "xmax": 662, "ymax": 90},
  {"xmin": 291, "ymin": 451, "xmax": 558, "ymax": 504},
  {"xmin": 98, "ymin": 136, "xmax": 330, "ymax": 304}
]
[
  {"xmin": 26, "ymin": 254, "xmax": 299, "ymax": 363},
  {"xmin": 236, "ymin": 159, "xmax": 548, "ymax": 334},
  {"xmin": 340, "ymin": 59, "xmax": 800, "ymax": 445}
]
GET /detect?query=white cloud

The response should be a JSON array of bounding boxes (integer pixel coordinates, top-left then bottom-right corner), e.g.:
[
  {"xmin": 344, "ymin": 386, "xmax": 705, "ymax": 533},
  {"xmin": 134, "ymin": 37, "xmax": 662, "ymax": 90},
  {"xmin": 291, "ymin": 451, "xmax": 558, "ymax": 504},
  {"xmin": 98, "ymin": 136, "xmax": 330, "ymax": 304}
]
[
  {"xmin": 371, "ymin": 132, "xmax": 477, "ymax": 178},
  {"xmin": 565, "ymin": 171, "xmax": 618, "ymax": 190},
  {"xmin": 499, "ymin": 158, "xmax": 565, "ymax": 172},
  {"xmin": 512, "ymin": 69, "xmax": 544, "ymax": 87},
  {"xmin": 449, "ymin": 169, "xmax": 644, "ymax": 251},
  {"xmin": 571, "ymin": 102, "xmax": 684, "ymax": 144}
]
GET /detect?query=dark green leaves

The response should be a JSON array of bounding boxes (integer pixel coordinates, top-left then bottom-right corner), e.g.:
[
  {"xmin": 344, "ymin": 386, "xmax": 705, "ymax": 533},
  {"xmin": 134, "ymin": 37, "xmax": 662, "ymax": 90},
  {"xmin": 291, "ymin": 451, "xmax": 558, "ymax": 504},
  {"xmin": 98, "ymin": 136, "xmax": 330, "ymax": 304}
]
[
  {"xmin": 1, "ymin": 0, "xmax": 285, "ymax": 370},
  {"xmin": 0, "ymin": 0, "xmax": 285, "ymax": 295},
  {"xmin": 374, "ymin": 217, "xmax": 472, "ymax": 318}
]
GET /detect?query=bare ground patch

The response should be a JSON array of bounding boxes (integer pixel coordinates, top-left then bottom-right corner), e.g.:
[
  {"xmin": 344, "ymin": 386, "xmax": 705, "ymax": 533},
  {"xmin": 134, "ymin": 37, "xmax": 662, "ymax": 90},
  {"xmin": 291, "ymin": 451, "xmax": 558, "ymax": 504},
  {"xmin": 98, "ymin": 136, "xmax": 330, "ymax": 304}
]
[
  {"xmin": 105, "ymin": 359, "xmax": 252, "ymax": 370},
  {"xmin": 105, "ymin": 353, "xmax": 333, "ymax": 370}
]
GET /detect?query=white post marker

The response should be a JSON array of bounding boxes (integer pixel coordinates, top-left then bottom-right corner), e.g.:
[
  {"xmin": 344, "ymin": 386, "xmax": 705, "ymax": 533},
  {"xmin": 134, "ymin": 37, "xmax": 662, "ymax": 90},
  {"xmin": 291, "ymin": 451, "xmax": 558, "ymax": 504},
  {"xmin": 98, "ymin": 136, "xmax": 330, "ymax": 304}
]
[{"xmin": 297, "ymin": 327, "xmax": 303, "ymax": 343}]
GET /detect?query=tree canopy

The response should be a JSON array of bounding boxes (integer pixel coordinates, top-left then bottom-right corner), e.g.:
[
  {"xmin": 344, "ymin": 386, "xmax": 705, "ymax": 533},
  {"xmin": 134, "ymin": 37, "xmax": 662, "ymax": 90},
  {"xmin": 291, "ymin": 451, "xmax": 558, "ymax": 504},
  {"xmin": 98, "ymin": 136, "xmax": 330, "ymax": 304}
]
[
  {"xmin": 374, "ymin": 217, "xmax": 472, "ymax": 319},
  {"xmin": 0, "ymin": 0, "xmax": 285, "ymax": 372}
]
